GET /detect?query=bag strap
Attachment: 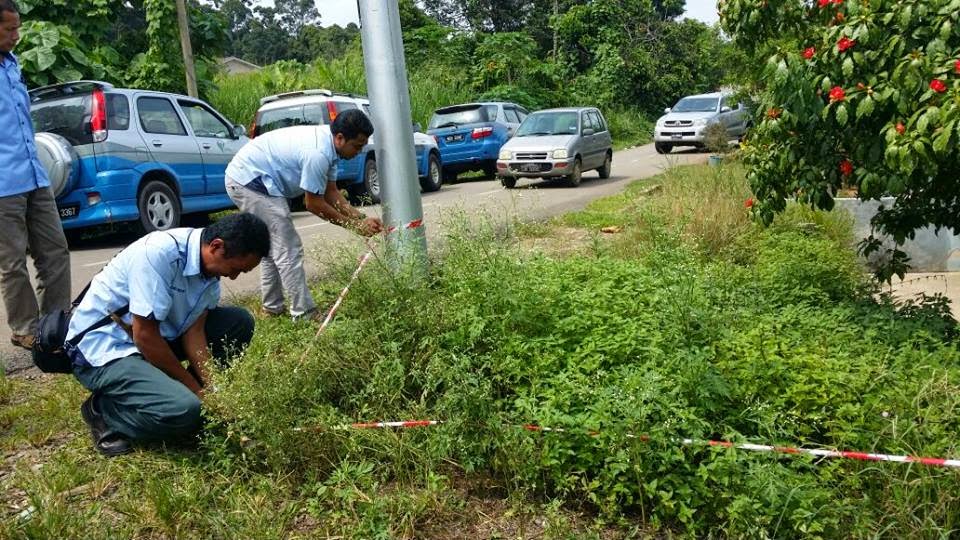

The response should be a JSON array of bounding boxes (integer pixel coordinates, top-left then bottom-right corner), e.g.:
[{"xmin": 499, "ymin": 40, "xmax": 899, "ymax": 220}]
[{"xmin": 66, "ymin": 305, "xmax": 130, "ymax": 347}]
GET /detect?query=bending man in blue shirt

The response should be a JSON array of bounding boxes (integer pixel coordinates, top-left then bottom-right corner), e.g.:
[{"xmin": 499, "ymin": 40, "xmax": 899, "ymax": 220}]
[
  {"xmin": 225, "ymin": 109, "xmax": 383, "ymax": 320},
  {"xmin": 0, "ymin": 0, "xmax": 71, "ymax": 350},
  {"xmin": 66, "ymin": 212, "xmax": 270, "ymax": 456}
]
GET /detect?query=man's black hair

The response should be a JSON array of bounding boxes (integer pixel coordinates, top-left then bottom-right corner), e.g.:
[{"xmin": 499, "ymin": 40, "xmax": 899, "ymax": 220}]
[
  {"xmin": 0, "ymin": 0, "xmax": 19, "ymax": 15},
  {"xmin": 201, "ymin": 212, "xmax": 271, "ymax": 258},
  {"xmin": 331, "ymin": 108, "xmax": 374, "ymax": 141}
]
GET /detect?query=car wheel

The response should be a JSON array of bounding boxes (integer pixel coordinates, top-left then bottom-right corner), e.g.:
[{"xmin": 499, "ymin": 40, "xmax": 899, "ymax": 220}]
[
  {"xmin": 363, "ymin": 157, "xmax": 381, "ymax": 204},
  {"xmin": 655, "ymin": 143, "xmax": 672, "ymax": 155},
  {"xmin": 566, "ymin": 158, "xmax": 582, "ymax": 187},
  {"xmin": 138, "ymin": 180, "xmax": 180, "ymax": 233},
  {"xmin": 419, "ymin": 153, "xmax": 442, "ymax": 192},
  {"xmin": 483, "ymin": 162, "xmax": 497, "ymax": 179},
  {"xmin": 501, "ymin": 176, "xmax": 517, "ymax": 189},
  {"xmin": 597, "ymin": 152, "xmax": 612, "ymax": 179}
]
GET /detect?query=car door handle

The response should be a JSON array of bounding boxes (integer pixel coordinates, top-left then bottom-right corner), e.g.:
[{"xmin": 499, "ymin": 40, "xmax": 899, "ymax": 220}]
[
  {"xmin": 151, "ymin": 140, "xmax": 163, "ymax": 147},
  {"xmin": 201, "ymin": 143, "xmax": 212, "ymax": 150}
]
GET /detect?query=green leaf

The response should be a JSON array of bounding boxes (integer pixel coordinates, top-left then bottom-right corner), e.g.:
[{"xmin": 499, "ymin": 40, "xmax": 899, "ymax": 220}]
[
  {"xmin": 51, "ymin": 65, "xmax": 82, "ymax": 83},
  {"xmin": 842, "ymin": 56, "xmax": 854, "ymax": 78},
  {"xmin": 38, "ymin": 25, "xmax": 60, "ymax": 49},
  {"xmin": 933, "ymin": 124, "xmax": 953, "ymax": 154},
  {"xmin": 64, "ymin": 47, "xmax": 89, "ymax": 66},
  {"xmin": 836, "ymin": 104, "xmax": 848, "ymax": 126},
  {"xmin": 35, "ymin": 47, "xmax": 56, "ymax": 71},
  {"xmin": 856, "ymin": 96, "xmax": 875, "ymax": 119}
]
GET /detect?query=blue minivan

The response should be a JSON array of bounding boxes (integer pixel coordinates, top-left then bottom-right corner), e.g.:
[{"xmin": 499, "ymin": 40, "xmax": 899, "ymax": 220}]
[
  {"xmin": 427, "ymin": 102, "xmax": 528, "ymax": 182},
  {"xmin": 30, "ymin": 81, "xmax": 247, "ymax": 233}
]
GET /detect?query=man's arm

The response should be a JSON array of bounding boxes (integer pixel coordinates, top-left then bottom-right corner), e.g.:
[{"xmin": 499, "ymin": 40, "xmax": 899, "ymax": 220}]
[
  {"xmin": 304, "ymin": 186, "xmax": 383, "ymax": 236},
  {"xmin": 180, "ymin": 310, "xmax": 211, "ymax": 390},
  {"xmin": 132, "ymin": 314, "xmax": 203, "ymax": 396}
]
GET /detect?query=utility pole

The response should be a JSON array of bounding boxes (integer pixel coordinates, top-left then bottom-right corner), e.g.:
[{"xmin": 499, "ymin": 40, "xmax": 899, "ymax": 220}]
[
  {"xmin": 175, "ymin": 0, "xmax": 198, "ymax": 98},
  {"xmin": 357, "ymin": 0, "xmax": 428, "ymax": 277}
]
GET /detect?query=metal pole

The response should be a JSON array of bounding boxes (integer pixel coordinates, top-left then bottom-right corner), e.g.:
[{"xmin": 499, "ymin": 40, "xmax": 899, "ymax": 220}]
[
  {"xmin": 357, "ymin": 0, "xmax": 428, "ymax": 277},
  {"xmin": 175, "ymin": 0, "xmax": 198, "ymax": 97}
]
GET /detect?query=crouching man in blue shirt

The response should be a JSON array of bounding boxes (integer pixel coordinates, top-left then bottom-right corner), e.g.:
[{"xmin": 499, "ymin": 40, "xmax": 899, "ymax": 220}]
[{"xmin": 65, "ymin": 213, "xmax": 271, "ymax": 456}]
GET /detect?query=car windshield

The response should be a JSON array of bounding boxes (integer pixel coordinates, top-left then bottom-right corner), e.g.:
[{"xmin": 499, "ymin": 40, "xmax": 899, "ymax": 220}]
[
  {"xmin": 672, "ymin": 97, "xmax": 720, "ymax": 113},
  {"xmin": 428, "ymin": 106, "xmax": 489, "ymax": 129},
  {"xmin": 514, "ymin": 112, "xmax": 579, "ymax": 137}
]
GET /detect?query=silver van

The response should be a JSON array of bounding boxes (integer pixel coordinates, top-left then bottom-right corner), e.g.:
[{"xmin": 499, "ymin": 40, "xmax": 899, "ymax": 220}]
[{"xmin": 495, "ymin": 107, "xmax": 612, "ymax": 188}]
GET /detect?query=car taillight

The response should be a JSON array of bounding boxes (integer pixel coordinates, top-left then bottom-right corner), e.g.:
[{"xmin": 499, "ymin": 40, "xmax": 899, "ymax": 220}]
[
  {"xmin": 327, "ymin": 101, "xmax": 338, "ymax": 122},
  {"xmin": 471, "ymin": 126, "xmax": 493, "ymax": 139},
  {"xmin": 90, "ymin": 89, "xmax": 107, "ymax": 143}
]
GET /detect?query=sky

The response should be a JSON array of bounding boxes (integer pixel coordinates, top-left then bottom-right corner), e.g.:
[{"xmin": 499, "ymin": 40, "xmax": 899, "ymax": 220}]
[{"xmin": 260, "ymin": 1, "xmax": 721, "ymax": 28}]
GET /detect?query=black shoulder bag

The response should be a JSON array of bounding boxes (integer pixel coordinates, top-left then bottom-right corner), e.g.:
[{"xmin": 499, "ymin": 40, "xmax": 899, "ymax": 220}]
[{"xmin": 32, "ymin": 283, "xmax": 129, "ymax": 374}]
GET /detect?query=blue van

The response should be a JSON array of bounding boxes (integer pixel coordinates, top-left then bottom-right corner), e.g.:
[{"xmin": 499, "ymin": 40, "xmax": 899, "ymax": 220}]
[
  {"xmin": 30, "ymin": 81, "xmax": 246, "ymax": 233},
  {"xmin": 427, "ymin": 102, "xmax": 528, "ymax": 182}
]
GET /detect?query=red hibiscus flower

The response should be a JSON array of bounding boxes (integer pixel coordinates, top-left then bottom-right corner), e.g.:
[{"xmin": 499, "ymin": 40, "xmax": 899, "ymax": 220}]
[
  {"xmin": 803, "ymin": 47, "xmax": 815, "ymax": 60},
  {"xmin": 832, "ymin": 0, "xmax": 843, "ymax": 4},
  {"xmin": 817, "ymin": 0, "xmax": 830, "ymax": 7},
  {"xmin": 837, "ymin": 37, "xmax": 856, "ymax": 53},
  {"xmin": 839, "ymin": 160, "xmax": 853, "ymax": 177},
  {"xmin": 829, "ymin": 86, "xmax": 845, "ymax": 102},
  {"xmin": 930, "ymin": 79, "xmax": 947, "ymax": 93},
  {"xmin": 955, "ymin": 59, "xmax": 960, "ymax": 74},
  {"xmin": 895, "ymin": 122, "xmax": 905, "ymax": 135},
  {"xmin": 745, "ymin": 198, "xmax": 754, "ymax": 209}
]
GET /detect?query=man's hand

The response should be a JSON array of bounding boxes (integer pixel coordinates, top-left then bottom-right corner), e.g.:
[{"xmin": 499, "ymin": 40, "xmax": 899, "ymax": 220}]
[{"xmin": 356, "ymin": 216, "xmax": 384, "ymax": 237}]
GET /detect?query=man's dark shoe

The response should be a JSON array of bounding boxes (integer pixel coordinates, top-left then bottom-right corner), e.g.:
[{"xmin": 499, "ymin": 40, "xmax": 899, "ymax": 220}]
[{"xmin": 80, "ymin": 395, "xmax": 132, "ymax": 457}]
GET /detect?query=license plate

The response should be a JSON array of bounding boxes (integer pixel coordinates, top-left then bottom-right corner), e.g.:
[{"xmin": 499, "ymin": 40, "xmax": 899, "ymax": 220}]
[
  {"xmin": 671, "ymin": 133, "xmax": 683, "ymax": 139},
  {"xmin": 519, "ymin": 163, "xmax": 540, "ymax": 172},
  {"xmin": 445, "ymin": 134, "xmax": 464, "ymax": 142},
  {"xmin": 59, "ymin": 206, "xmax": 78, "ymax": 218}
]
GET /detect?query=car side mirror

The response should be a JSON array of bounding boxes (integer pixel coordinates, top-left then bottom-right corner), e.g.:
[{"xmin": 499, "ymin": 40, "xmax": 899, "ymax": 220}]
[
  {"xmin": 232, "ymin": 124, "xmax": 247, "ymax": 139},
  {"xmin": 582, "ymin": 128, "xmax": 595, "ymax": 136},
  {"xmin": 720, "ymin": 106, "xmax": 732, "ymax": 113},
  {"xmin": 664, "ymin": 108, "xmax": 672, "ymax": 114}
]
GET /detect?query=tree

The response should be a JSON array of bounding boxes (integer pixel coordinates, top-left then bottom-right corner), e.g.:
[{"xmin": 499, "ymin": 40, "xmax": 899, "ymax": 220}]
[{"xmin": 720, "ymin": 0, "xmax": 960, "ymax": 280}]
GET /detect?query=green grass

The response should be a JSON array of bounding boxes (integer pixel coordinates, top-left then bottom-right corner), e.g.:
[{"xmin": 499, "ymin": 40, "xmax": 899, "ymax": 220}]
[{"xmin": 3, "ymin": 163, "xmax": 958, "ymax": 538}]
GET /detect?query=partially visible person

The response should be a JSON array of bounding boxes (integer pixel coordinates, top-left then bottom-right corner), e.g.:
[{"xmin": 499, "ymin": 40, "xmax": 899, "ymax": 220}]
[
  {"xmin": 66, "ymin": 212, "xmax": 270, "ymax": 456},
  {"xmin": 0, "ymin": 0, "xmax": 71, "ymax": 350},
  {"xmin": 225, "ymin": 109, "xmax": 383, "ymax": 320}
]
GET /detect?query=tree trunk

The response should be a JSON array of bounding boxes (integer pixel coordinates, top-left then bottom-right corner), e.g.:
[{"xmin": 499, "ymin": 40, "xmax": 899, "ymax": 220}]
[{"xmin": 175, "ymin": 0, "xmax": 198, "ymax": 97}]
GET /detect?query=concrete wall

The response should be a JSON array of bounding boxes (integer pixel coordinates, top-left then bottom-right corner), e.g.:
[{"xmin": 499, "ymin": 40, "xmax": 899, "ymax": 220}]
[{"xmin": 834, "ymin": 198, "xmax": 960, "ymax": 272}]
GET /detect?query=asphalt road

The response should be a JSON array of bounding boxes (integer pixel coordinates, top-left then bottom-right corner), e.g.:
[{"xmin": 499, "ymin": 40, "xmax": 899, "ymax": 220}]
[{"xmin": 0, "ymin": 143, "xmax": 707, "ymax": 374}]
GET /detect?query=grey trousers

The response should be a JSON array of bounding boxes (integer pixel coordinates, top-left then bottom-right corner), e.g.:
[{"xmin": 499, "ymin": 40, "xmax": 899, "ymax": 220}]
[
  {"xmin": 225, "ymin": 179, "xmax": 316, "ymax": 317},
  {"xmin": 0, "ymin": 187, "xmax": 71, "ymax": 335}
]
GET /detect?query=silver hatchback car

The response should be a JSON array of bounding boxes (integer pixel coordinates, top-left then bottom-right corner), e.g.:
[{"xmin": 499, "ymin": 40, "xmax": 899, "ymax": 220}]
[{"xmin": 496, "ymin": 107, "xmax": 612, "ymax": 188}]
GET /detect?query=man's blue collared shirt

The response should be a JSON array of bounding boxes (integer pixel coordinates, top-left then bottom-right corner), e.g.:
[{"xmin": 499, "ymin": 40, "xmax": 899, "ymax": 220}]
[
  {"xmin": 225, "ymin": 124, "xmax": 338, "ymax": 198},
  {"xmin": 66, "ymin": 228, "xmax": 221, "ymax": 368},
  {"xmin": 0, "ymin": 52, "xmax": 50, "ymax": 197}
]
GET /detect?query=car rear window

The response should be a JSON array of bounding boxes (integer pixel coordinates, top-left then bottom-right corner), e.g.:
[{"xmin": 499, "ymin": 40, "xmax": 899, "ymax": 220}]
[
  {"xmin": 31, "ymin": 94, "xmax": 94, "ymax": 146},
  {"xmin": 256, "ymin": 100, "xmax": 357, "ymax": 136},
  {"xmin": 428, "ymin": 105, "xmax": 491, "ymax": 129},
  {"xmin": 30, "ymin": 92, "xmax": 130, "ymax": 145}
]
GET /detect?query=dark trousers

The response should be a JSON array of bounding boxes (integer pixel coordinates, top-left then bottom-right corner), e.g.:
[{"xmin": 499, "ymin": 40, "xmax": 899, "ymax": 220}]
[{"xmin": 73, "ymin": 307, "xmax": 254, "ymax": 442}]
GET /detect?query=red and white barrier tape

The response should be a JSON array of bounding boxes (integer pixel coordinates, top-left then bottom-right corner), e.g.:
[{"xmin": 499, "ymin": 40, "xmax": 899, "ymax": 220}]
[
  {"xmin": 319, "ymin": 419, "xmax": 960, "ymax": 469},
  {"xmin": 386, "ymin": 218, "xmax": 424, "ymax": 234}
]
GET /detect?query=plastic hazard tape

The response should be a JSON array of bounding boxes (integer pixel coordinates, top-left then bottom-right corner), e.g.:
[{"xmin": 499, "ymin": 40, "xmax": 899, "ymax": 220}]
[
  {"xmin": 386, "ymin": 218, "xmax": 424, "ymax": 234},
  {"xmin": 332, "ymin": 419, "xmax": 960, "ymax": 469}
]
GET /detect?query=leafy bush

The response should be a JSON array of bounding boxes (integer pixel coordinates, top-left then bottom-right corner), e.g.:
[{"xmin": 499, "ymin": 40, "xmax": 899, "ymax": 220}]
[
  {"xmin": 204, "ymin": 165, "xmax": 959, "ymax": 537},
  {"xmin": 702, "ymin": 122, "xmax": 731, "ymax": 154}
]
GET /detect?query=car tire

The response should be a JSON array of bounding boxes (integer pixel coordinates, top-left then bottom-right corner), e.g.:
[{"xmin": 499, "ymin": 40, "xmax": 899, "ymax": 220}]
[
  {"xmin": 34, "ymin": 132, "xmax": 79, "ymax": 198},
  {"xmin": 566, "ymin": 158, "xmax": 582, "ymax": 187},
  {"xmin": 597, "ymin": 152, "xmax": 612, "ymax": 179},
  {"xmin": 363, "ymin": 157, "xmax": 381, "ymax": 204},
  {"xmin": 138, "ymin": 180, "xmax": 181, "ymax": 233},
  {"xmin": 483, "ymin": 162, "xmax": 497, "ymax": 179},
  {"xmin": 442, "ymin": 169, "xmax": 458, "ymax": 184},
  {"xmin": 655, "ymin": 143, "xmax": 672, "ymax": 155},
  {"xmin": 501, "ymin": 176, "xmax": 517, "ymax": 189},
  {"xmin": 419, "ymin": 153, "xmax": 442, "ymax": 192}
]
